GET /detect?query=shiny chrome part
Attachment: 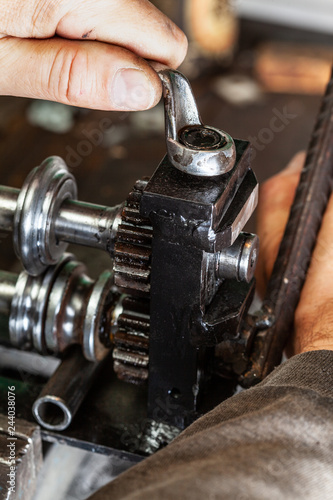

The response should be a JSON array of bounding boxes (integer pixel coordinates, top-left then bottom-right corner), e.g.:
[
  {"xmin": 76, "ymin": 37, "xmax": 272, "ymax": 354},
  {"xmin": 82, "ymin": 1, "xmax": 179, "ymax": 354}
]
[
  {"xmin": 159, "ymin": 69, "xmax": 236, "ymax": 176},
  {"xmin": 238, "ymin": 234, "xmax": 260, "ymax": 283},
  {"xmin": 13, "ymin": 157, "xmax": 77, "ymax": 276},
  {"xmin": 83, "ymin": 270, "xmax": 115, "ymax": 361},
  {"xmin": 0, "ymin": 157, "xmax": 123, "ymax": 275},
  {"xmin": 9, "ymin": 254, "xmax": 118, "ymax": 361},
  {"xmin": 0, "ymin": 272, "xmax": 18, "ymax": 345},
  {"xmin": 33, "ymin": 347, "xmax": 103, "ymax": 431},
  {"xmin": 0, "ymin": 187, "xmax": 19, "ymax": 231},
  {"xmin": 55, "ymin": 200, "xmax": 124, "ymax": 254},
  {"xmin": 33, "ymin": 395, "xmax": 72, "ymax": 431},
  {"xmin": 217, "ymin": 233, "xmax": 259, "ymax": 283}
]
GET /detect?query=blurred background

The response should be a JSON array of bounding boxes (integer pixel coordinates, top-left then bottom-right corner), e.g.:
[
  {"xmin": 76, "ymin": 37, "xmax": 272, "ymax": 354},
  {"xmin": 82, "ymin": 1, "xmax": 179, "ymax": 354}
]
[{"xmin": 0, "ymin": 1, "xmax": 331, "ymax": 499}]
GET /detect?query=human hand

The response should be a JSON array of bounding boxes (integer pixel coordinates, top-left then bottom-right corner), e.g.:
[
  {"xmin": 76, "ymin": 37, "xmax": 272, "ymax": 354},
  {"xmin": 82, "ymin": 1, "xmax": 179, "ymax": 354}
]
[
  {"xmin": 0, "ymin": 0, "xmax": 187, "ymax": 110},
  {"xmin": 256, "ymin": 151, "xmax": 333, "ymax": 355}
]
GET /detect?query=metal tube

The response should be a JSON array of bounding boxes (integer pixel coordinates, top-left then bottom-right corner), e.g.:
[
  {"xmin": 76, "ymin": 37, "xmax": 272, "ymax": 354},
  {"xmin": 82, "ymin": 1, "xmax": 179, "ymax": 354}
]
[
  {"xmin": 0, "ymin": 187, "xmax": 19, "ymax": 231},
  {"xmin": 32, "ymin": 347, "xmax": 104, "ymax": 431},
  {"xmin": 55, "ymin": 200, "xmax": 122, "ymax": 253},
  {"xmin": 0, "ymin": 271, "xmax": 18, "ymax": 344},
  {"xmin": 0, "ymin": 346, "xmax": 60, "ymax": 377}
]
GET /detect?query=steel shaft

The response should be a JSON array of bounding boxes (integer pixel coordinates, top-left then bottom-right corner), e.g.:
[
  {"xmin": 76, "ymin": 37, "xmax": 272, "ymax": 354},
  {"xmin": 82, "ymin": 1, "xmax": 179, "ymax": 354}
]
[
  {"xmin": 0, "ymin": 186, "xmax": 122, "ymax": 251},
  {"xmin": 0, "ymin": 271, "xmax": 18, "ymax": 344}
]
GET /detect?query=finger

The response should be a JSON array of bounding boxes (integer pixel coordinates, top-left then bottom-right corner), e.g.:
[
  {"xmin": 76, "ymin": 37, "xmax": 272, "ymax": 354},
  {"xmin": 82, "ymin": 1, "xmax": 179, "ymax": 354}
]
[
  {"xmin": 256, "ymin": 152, "xmax": 306, "ymax": 297},
  {"xmin": 0, "ymin": 36, "xmax": 162, "ymax": 111},
  {"xmin": 57, "ymin": 0, "xmax": 188, "ymax": 69},
  {"xmin": 2, "ymin": 0, "xmax": 188, "ymax": 69}
]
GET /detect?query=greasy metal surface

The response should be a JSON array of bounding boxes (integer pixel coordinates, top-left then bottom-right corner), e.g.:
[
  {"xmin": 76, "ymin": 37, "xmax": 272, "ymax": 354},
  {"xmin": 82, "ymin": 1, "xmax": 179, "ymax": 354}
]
[
  {"xmin": 140, "ymin": 141, "xmax": 256, "ymax": 249},
  {"xmin": 243, "ymin": 69, "xmax": 333, "ymax": 385},
  {"xmin": 141, "ymin": 140, "xmax": 258, "ymax": 427},
  {"xmin": 113, "ymin": 179, "xmax": 152, "ymax": 297},
  {"xmin": 0, "ymin": 368, "xmax": 146, "ymax": 462},
  {"xmin": 0, "ymin": 359, "xmax": 235, "ymax": 459}
]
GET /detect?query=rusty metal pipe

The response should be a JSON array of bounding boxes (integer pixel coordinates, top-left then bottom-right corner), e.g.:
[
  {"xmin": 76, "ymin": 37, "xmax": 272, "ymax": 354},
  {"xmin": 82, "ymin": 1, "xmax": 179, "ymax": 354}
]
[{"xmin": 242, "ymin": 68, "xmax": 333, "ymax": 386}]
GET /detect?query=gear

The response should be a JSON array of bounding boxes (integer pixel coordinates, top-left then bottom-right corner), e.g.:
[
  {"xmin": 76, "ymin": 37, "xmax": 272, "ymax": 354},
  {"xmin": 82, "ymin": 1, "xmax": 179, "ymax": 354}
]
[{"xmin": 112, "ymin": 179, "xmax": 152, "ymax": 384}]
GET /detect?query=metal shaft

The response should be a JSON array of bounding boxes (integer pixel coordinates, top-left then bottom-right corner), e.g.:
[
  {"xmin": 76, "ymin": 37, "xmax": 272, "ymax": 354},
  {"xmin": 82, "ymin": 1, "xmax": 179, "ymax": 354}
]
[
  {"xmin": 32, "ymin": 347, "xmax": 104, "ymax": 431},
  {"xmin": 0, "ymin": 185, "xmax": 121, "ymax": 253},
  {"xmin": 55, "ymin": 200, "xmax": 121, "ymax": 252},
  {"xmin": 0, "ymin": 187, "xmax": 19, "ymax": 231},
  {"xmin": 0, "ymin": 271, "xmax": 17, "ymax": 344}
]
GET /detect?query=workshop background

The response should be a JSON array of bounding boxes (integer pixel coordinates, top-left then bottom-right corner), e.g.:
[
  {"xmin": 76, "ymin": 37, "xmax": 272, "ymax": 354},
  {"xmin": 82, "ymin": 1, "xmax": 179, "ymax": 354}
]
[{"xmin": 0, "ymin": 1, "xmax": 332, "ymax": 499}]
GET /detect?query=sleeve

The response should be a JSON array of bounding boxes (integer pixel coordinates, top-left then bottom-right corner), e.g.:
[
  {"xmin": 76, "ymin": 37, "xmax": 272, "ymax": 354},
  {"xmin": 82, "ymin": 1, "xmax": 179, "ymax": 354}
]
[{"xmin": 89, "ymin": 350, "xmax": 333, "ymax": 500}]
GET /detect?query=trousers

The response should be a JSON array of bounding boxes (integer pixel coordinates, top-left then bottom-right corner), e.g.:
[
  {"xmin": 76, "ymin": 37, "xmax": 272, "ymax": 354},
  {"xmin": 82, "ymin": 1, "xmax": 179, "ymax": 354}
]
[{"xmin": 89, "ymin": 350, "xmax": 333, "ymax": 499}]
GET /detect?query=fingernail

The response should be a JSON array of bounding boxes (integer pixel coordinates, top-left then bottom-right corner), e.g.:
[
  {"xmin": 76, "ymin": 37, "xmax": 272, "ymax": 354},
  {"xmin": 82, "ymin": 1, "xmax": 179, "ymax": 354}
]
[{"xmin": 111, "ymin": 69, "xmax": 155, "ymax": 110}]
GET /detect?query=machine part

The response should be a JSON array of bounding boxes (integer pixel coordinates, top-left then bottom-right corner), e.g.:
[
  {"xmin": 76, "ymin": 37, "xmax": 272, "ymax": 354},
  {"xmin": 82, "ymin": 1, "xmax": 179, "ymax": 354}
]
[
  {"xmin": 0, "ymin": 187, "xmax": 18, "ymax": 231},
  {"xmin": 112, "ymin": 229, "xmax": 258, "ymax": 387},
  {"xmin": 113, "ymin": 296, "xmax": 150, "ymax": 385},
  {"xmin": 0, "ymin": 68, "xmax": 260, "ymax": 436},
  {"xmin": 139, "ymin": 68, "xmax": 258, "ymax": 427},
  {"xmin": 32, "ymin": 347, "xmax": 103, "ymax": 431},
  {"xmin": 0, "ymin": 416, "xmax": 42, "ymax": 500},
  {"xmin": 113, "ymin": 179, "xmax": 152, "ymax": 296},
  {"xmin": 0, "ymin": 156, "xmax": 123, "ymax": 276},
  {"xmin": 13, "ymin": 156, "xmax": 78, "ymax": 276},
  {"xmin": 109, "ymin": 70, "xmax": 258, "ymax": 427},
  {"xmin": 241, "ymin": 68, "xmax": 333, "ymax": 386},
  {"xmin": 6, "ymin": 254, "xmax": 118, "ymax": 361},
  {"xmin": 112, "ymin": 180, "xmax": 151, "ymax": 384},
  {"xmin": 0, "ymin": 272, "xmax": 17, "ymax": 345},
  {"xmin": 217, "ymin": 233, "xmax": 259, "ymax": 283},
  {"xmin": 159, "ymin": 69, "xmax": 236, "ymax": 176},
  {"xmin": 0, "ymin": 345, "xmax": 60, "ymax": 378}
]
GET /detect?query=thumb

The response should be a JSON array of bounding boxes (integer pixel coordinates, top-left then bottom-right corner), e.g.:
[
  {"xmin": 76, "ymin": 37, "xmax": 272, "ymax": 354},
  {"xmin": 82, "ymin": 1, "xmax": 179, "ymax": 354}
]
[{"xmin": 0, "ymin": 37, "xmax": 162, "ymax": 111}]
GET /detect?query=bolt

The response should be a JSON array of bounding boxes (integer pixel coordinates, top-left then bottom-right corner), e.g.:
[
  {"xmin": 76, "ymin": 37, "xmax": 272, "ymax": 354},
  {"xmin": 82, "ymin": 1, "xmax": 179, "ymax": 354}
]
[
  {"xmin": 238, "ymin": 234, "xmax": 259, "ymax": 283},
  {"xmin": 179, "ymin": 126, "xmax": 226, "ymax": 151},
  {"xmin": 217, "ymin": 233, "xmax": 259, "ymax": 283}
]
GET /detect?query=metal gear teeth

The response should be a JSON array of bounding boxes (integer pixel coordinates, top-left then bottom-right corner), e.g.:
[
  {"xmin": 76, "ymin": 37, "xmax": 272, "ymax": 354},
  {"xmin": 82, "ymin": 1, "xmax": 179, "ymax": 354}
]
[
  {"xmin": 113, "ymin": 179, "xmax": 153, "ymax": 297},
  {"xmin": 113, "ymin": 296, "xmax": 150, "ymax": 384},
  {"xmin": 113, "ymin": 180, "xmax": 152, "ymax": 384}
]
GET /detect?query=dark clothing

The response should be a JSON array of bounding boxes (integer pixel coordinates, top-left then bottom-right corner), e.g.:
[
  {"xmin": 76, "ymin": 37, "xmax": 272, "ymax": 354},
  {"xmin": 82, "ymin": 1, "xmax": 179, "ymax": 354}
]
[{"xmin": 90, "ymin": 351, "xmax": 333, "ymax": 499}]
